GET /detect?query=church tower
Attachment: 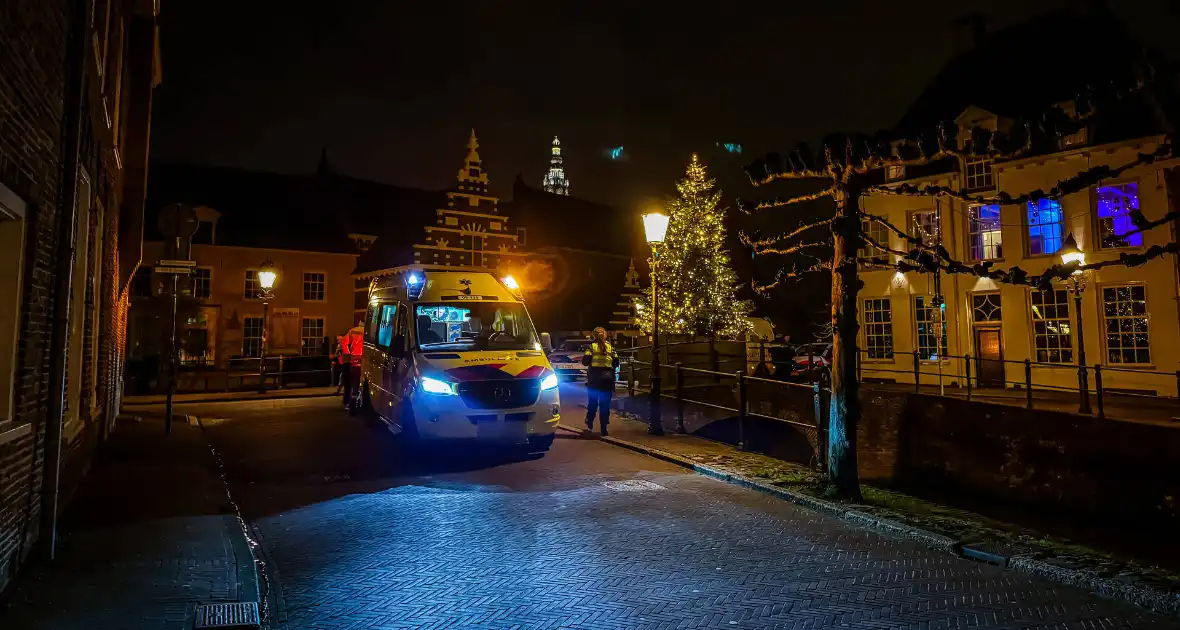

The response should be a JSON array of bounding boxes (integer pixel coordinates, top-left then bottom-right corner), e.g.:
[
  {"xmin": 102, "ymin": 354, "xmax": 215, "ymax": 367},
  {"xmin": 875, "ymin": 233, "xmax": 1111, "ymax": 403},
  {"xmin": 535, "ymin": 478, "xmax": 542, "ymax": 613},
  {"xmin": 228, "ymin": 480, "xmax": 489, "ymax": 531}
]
[
  {"xmin": 541, "ymin": 136, "xmax": 571, "ymax": 196},
  {"xmin": 413, "ymin": 130, "xmax": 524, "ymax": 269}
]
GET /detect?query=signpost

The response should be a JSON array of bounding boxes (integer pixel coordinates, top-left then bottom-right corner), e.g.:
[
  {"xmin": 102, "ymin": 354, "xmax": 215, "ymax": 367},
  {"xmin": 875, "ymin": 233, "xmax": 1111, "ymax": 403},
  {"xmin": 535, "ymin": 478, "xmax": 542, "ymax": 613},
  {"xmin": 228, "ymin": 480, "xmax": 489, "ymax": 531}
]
[{"xmin": 157, "ymin": 205, "xmax": 199, "ymax": 434}]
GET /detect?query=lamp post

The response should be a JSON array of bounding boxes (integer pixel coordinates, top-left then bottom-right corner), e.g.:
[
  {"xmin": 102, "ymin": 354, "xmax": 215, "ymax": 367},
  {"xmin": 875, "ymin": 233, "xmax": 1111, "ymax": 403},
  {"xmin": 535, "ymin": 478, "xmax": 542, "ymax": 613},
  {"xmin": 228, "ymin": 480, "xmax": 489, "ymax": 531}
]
[
  {"xmin": 257, "ymin": 260, "xmax": 278, "ymax": 394},
  {"xmin": 1059, "ymin": 233, "xmax": 1092, "ymax": 414},
  {"xmin": 642, "ymin": 212, "xmax": 669, "ymax": 436}
]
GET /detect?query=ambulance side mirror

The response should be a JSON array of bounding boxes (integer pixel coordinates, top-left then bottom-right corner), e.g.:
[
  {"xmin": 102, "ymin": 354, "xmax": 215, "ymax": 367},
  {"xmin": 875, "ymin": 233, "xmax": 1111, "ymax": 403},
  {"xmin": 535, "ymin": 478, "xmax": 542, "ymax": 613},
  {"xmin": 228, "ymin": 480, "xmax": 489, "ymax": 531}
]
[{"xmin": 541, "ymin": 332, "xmax": 553, "ymax": 354}]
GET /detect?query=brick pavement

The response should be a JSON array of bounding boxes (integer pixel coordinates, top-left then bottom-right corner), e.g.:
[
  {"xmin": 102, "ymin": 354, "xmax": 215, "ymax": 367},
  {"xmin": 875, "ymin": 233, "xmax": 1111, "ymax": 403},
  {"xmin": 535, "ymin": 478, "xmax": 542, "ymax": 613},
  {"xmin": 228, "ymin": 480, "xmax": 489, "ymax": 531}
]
[
  {"xmin": 192, "ymin": 397, "xmax": 1178, "ymax": 629},
  {"xmin": 0, "ymin": 415, "xmax": 256, "ymax": 629}
]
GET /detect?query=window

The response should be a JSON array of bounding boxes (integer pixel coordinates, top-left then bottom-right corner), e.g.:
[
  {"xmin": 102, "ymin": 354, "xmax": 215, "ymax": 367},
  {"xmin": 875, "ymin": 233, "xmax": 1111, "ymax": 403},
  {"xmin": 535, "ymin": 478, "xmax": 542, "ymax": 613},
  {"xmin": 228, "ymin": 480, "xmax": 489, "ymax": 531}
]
[
  {"xmin": 242, "ymin": 317, "xmax": 263, "ymax": 358},
  {"xmin": 971, "ymin": 293, "xmax": 1002, "ymax": 323},
  {"xmin": 0, "ymin": 182, "xmax": 28, "ymax": 424},
  {"xmin": 516, "ymin": 227, "xmax": 527, "ymax": 246},
  {"xmin": 886, "ymin": 165, "xmax": 906, "ymax": 181},
  {"xmin": 244, "ymin": 270, "xmax": 260, "ymax": 299},
  {"xmin": 862, "ymin": 298, "xmax": 893, "ymax": 359},
  {"xmin": 66, "ymin": 174, "xmax": 92, "ymax": 434},
  {"xmin": 414, "ymin": 302, "xmax": 541, "ymax": 351},
  {"xmin": 377, "ymin": 304, "xmax": 397, "ymax": 347},
  {"xmin": 1030, "ymin": 289, "xmax": 1073, "ymax": 363},
  {"xmin": 914, "ymin": 296, "xmax": 946, "ymax": 361},
  {"xmin": 301, "ymin": 317, "xmax": 325, "ymax": 356},
  {"xmin": 911, "ymin": 210, "xmax": 939, "ymax": 246},
  {"xmin": 191, "ymin": 267, "xmax": 211, "ymax": 299},
  {"xmin": 1027, "ymin": 199, "xmax": 1064, "ymax": 255},
  {"xmin": 858, "ymin": 219, "xmax": 890, "ymax": 261},
  {"xmin": 1102, "ymin": 285, "xmax": 1150, "ymax": 364},
  {"xmin": 303, "ymin": 272, "xmax": 325, "ymax": 301},
  {"xmin": 1096, "ymin": 182, "xmax": 1142, "ymax": 248},
  {"xmin": 964, "ymin": 158, "xmax": 994, "ymax": 190},
  {"xmin": 968, "ymin": 204, "xmax": 1002, "ymax": 260}
]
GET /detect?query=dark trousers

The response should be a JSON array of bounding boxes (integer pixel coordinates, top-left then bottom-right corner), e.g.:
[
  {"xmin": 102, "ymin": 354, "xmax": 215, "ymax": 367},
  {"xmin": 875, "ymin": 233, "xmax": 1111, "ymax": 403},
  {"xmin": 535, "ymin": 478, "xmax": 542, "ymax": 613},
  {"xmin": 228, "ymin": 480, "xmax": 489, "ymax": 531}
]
[
  {"xmin": 342, "ymin": 365, "xmax": 358, "ymax": 407},
  {"xmin": 585, "ymin": 382, "xmax": 613, "ymax": 428}
]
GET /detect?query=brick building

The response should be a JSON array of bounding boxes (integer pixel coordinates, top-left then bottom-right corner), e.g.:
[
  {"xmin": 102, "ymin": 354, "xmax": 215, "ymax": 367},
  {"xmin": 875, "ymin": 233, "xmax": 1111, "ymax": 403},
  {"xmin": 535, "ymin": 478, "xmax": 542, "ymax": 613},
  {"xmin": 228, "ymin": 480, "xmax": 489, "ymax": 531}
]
[{"xmin": 0, "ymin": 0, "xmax": 161, "ymax": 593}]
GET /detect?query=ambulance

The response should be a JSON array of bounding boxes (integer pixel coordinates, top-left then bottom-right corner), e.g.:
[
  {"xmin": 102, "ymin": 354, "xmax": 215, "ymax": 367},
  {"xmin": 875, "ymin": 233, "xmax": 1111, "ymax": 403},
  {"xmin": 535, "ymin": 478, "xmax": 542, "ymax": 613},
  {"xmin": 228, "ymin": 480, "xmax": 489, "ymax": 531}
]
[{"xmin": 357, "ymin": 265, "xmax": 559, "ymax": 453}]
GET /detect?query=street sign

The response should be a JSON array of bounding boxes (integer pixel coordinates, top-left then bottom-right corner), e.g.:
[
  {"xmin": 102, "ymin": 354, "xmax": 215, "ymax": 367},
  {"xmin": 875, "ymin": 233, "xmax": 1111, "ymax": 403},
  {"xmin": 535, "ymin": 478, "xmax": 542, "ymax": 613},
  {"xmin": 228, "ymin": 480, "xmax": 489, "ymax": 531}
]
[
  {"xmin": 158, "ymin": 259, "xmax": 197, "ymax": 268},
  {"xmin": 155, "ymin": 266, "xmax": 192, "ymax": 275}
]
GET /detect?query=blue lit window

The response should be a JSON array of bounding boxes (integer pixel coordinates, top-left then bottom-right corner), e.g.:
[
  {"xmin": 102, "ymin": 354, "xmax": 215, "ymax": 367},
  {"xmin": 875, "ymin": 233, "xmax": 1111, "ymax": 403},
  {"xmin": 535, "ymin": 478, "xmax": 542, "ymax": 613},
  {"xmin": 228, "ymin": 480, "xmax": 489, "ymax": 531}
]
[
  {"xmin": 1096, "ymin": 182, "xmax": 1142, "ymax": 248},
  {"xmin": 377, "ymin": 304, "xmax": 397, "ymax": 347},
  {"xmin": 1026, "ymin": 199, "xmax": 1064, "ymax": 255}
]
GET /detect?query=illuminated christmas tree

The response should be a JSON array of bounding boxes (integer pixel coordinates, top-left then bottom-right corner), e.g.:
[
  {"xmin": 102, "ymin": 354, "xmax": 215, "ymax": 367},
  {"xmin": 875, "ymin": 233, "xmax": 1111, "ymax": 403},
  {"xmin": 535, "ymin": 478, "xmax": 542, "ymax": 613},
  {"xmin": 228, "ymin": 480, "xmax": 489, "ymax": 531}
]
[{"xmin": 637, "ymin": 154, "xmax": 752, "ymax": 338}]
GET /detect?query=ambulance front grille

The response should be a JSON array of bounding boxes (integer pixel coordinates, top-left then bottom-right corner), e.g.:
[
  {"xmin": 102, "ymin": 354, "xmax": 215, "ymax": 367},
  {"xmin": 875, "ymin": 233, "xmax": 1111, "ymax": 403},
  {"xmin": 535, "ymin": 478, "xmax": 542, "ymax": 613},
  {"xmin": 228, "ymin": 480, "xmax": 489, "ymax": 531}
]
[{"xmin": 457, "ymin": 379, "xmax": 541, "ymax": 410}]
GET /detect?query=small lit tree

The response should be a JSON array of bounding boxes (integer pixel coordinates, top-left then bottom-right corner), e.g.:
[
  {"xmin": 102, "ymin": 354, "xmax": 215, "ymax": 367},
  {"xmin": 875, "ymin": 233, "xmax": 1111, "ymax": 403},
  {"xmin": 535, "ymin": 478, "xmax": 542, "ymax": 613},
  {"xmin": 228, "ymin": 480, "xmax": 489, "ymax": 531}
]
[{"xmin": 637, "ymin": 154, "xmax": 752, "ymax": 338}]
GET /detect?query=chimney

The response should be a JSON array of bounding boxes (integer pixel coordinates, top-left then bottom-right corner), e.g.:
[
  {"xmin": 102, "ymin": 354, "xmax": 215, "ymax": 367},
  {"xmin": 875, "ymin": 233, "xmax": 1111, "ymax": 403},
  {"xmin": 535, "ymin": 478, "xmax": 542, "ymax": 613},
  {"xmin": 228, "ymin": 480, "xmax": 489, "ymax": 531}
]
[{"xmin": 952, "ymin": 13, "xmax": 987, "ymax": 53}]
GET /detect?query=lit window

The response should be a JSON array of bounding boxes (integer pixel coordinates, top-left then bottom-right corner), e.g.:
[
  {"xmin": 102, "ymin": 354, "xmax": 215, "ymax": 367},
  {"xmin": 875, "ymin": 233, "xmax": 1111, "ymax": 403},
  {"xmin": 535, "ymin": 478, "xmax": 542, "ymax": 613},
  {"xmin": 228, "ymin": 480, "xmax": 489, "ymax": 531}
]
[
  {"xmin": 965, "ymin": 158, "xmax": 994, "ymax": 190},
  {"xmin": 911, "ymin": 210, "xmax": 939, "ymax": 246},
  {"xmin": 244, "ymin": 270, "xmax": 260, "ymax": 299},
  {"xmin": 971, "ymin": 293, "xmax": 1002, "ymax": 323},
  {"xmin": 968, "ymin": 204, "xmax": 1002, "ymax": 260},
  {"xmin": 1027, "ymin": 199, "xmax": 1064, "ymax": 255},
  {"xmin": 301, "ymin": 317, "xmax": 325, "ymax": 356},
  {"xmin": 1096, "ymin": 182, "xmax": 1142, "ymax": 248},
  {"xmin": 886, "ymin": 165, "xmax": 906, "ymax": 181},
  {"xmin": 914, "ymin": 296, "xmax": 946, "ymax": 361},
  {"xmin": 1102, "ymin": 285, "xmax": 1150, "ymax": 364},
  {"xmin": 859, "ymin": 219, "xmax": 890, "ymax": 262},
  {"xmin": 303, "ymin": 272, "xmax": 325, "ymax": 301},
  {"xmin": 862, "ymin": 298, "xmax": 893, "ymax": 359},
  {"xmin": 191, "ymin": 268, "xmax": 211, "ymax": 299},
  {"xmin": 1030, "ymin": 289, "xmax": 1072, "ymax": 363},
  {"xmin": 242, "ymin": 317, "xmax": 263, "ymax": 358},
  {"xmin": 377, "ymin": 304, "xmax": 397, "ymax": 347}
]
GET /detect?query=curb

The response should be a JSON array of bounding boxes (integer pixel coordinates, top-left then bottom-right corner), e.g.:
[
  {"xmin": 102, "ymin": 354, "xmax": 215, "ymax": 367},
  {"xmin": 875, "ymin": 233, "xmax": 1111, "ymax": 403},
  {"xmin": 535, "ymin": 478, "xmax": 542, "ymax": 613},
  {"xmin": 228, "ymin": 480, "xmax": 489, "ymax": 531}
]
[{"xmin": 558, "ymin": 423, "xmax": 1180, "ymax": 617}]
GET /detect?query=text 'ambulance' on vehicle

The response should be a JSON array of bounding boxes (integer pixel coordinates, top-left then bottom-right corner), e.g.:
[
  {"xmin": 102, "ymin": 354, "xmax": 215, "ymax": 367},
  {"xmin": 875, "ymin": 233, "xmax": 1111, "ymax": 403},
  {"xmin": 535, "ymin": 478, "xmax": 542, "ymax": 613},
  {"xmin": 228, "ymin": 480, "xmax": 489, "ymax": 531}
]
[{"xmin": 357, "ymin": 266, "xmax": 559, "ymax": 454}]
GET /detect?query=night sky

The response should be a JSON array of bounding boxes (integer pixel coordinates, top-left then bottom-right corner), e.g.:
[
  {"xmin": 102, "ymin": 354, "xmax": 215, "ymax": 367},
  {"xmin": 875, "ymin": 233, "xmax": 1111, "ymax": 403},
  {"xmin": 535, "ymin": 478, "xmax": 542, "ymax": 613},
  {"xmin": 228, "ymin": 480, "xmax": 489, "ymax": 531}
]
[{"xmin": 151, "ymin": 0, "xmax": 1178, "ymax": 212}]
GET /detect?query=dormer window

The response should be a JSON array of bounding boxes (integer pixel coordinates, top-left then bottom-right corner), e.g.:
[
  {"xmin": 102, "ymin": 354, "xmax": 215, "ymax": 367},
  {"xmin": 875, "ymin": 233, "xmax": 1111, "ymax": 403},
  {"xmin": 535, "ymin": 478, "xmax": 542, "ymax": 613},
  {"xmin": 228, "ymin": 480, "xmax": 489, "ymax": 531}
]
[
  {"xmin": 964, "ymin": 157, "xmax": 993, "ymax": 191},
  {"xmin": 886, "ymin": 165, "xmax": 906, "ymax": 181}
]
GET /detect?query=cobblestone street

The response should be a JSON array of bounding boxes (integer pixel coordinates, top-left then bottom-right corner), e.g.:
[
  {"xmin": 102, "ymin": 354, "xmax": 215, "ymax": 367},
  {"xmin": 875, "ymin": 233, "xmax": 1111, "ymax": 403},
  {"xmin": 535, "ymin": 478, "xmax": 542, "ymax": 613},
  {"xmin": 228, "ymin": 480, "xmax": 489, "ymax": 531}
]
[{"xmin": 188, "ymin": 393, "xmax": 1178, "ymax": 630}]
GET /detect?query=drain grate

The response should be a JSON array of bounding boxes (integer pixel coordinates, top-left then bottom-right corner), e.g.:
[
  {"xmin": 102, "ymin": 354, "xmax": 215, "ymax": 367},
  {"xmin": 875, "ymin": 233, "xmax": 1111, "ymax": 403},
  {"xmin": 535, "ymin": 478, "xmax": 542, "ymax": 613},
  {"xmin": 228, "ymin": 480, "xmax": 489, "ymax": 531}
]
[
  {"xmin": 194, "ymin": 602, "xmax": 260, "ymax": 628},
  {"xmin": 603, "ymin": 479, "xmax": 665, "ymax": 492}
]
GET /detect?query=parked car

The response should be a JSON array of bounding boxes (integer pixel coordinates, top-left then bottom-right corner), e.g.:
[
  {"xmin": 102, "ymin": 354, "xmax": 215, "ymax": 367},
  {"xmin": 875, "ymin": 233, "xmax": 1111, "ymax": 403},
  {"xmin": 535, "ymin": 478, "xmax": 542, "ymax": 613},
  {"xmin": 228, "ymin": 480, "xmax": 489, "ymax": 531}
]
[
  {"xmin": 548, "ymin": 338, "xmax": 592, "ymax": 381},
  {"xmin": 791, "ymin": 343, "xmax": 832, "ymax": 383}
]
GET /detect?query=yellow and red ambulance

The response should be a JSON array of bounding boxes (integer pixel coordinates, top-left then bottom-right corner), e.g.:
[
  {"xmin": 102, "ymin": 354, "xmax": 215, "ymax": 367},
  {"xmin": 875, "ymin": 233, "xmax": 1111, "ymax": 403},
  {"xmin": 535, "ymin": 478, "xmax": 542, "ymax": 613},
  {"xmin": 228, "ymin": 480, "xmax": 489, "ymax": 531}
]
[{"xmin": 359, "ymin": 266, "xmax": 559, "ymax": 453}]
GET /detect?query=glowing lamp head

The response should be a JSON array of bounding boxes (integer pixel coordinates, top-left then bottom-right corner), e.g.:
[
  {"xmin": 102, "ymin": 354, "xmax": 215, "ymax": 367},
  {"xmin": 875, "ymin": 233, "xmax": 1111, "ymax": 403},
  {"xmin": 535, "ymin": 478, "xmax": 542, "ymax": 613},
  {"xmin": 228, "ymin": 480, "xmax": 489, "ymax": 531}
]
[
  {"xmin": 642, "ymin": 212, "xmax": 669, "ymax": 244},
  {"xmin": 406, "ymin": 273, "xmax": 421, "ymax": 286},
  {"xmin": 1059, "ymin": 233, "xmax": 1085, "ymax": 272},
  {"xmin": 257, "ymin": 260, "xmax": 278, "ymax": 290},
  {"xmin": 501, "ymin": 275, "xmax": 520, "ymax": 291}
]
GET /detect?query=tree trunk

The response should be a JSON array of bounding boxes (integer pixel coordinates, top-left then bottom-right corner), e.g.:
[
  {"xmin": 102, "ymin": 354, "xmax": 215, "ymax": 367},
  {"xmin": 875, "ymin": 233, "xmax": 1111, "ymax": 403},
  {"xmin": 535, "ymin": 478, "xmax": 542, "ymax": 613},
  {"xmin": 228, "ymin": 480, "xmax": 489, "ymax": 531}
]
[{"xmin": 825, "ymin": 182, "xmax": 863, "ymax": 501}]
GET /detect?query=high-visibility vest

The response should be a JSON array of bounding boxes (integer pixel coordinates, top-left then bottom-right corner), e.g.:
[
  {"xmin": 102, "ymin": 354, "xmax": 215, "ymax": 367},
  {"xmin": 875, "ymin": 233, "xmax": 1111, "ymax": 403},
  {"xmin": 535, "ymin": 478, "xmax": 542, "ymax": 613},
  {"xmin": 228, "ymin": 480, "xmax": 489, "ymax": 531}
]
[{"xmin": 584, "ymin": 341, "xmax": 616, "ymax": 369}]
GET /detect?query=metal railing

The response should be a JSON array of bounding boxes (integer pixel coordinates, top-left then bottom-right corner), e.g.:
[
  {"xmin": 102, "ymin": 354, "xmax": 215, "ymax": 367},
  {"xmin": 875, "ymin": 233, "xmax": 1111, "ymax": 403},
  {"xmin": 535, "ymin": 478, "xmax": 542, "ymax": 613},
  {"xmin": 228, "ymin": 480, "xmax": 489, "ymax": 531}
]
[
  {"xmin": 856, "ymin": 349, "xmax": 1180, "ymax": 419},
  {"xmin": 618, "ymin": 353, "xmax": 830, "ymax": 471},
  {"xmin": 131, "ymin": 355, "xmax": 335, "ymax": 394}
]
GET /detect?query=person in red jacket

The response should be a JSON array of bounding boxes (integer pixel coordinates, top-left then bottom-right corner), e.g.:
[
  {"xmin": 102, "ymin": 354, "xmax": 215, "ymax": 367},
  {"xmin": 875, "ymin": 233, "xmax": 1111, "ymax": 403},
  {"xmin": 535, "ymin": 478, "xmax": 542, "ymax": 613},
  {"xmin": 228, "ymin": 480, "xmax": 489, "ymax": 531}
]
[{"xmin": 341, "ymin": 322, "xmax": 364, "ymax": 409}]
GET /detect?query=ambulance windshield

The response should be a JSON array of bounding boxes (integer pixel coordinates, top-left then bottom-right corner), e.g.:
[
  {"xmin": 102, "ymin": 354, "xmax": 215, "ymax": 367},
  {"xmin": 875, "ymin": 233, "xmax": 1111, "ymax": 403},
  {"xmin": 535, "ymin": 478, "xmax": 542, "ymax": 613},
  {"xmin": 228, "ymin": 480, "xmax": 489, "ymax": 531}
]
[{"xmin": 414, "ymin": 303, "xmax": 540, "ymax": 351}]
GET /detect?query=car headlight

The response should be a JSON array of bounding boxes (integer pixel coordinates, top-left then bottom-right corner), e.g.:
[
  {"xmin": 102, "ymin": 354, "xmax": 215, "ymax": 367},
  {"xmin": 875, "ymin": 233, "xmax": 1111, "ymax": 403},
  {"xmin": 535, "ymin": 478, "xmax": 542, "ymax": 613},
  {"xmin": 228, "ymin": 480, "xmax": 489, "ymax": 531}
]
[
  {"xmin": 540, "ymin": 373, "xmax": 559, "ymax": 390},
  {"xmin": 421, "ymin": 377, "xmax": 457, "ymax": 395}
]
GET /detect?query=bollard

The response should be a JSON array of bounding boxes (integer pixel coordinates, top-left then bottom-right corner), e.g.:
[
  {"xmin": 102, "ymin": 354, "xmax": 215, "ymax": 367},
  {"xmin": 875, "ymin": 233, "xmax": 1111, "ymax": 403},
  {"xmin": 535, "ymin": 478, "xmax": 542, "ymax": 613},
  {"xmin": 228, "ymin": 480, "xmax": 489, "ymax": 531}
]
[
  {"xmin": 1024, "ymin": 359, "xmax": 1033, "ymax": 409},
  {"xmin": 278, "ymin": 355, "xmax": 285, "ymax": 389},
  {"xmin": 675, "ymin": 363, "xmax": 686, "ymax": 434},
  {"xmin": 965, "ymin": 354, "xmax": 972, "ymax": 401},
  {"xmin": 736, "ymin": 371, "xmax": 747, "ymax": 451},
  {"xmin": 913, "ymin": 351, "xmax": 920, "ymax": 393},
  {"xmin": 1094, "ymin": 365, "xmax": 1105, "ymax": 419},
  {"xmin": 812, "ymin": 381, "xmax": 824, "ymax": 472}
]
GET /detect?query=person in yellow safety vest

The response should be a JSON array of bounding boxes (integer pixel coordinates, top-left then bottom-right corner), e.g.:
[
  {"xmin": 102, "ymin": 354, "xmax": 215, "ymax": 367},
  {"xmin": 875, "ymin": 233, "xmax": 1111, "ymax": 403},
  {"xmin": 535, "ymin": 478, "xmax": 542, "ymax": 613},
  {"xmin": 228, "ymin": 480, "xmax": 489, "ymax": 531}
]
[{"xmin": 582, "ymin": 327, "xmax": 620, "ymax": 436}]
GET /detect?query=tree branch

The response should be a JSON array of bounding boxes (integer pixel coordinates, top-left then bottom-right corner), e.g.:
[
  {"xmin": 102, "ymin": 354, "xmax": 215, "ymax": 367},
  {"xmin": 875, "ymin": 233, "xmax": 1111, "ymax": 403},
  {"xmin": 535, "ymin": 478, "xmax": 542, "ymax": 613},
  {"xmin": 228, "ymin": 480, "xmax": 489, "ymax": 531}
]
[
  {"xmin": 737, "ymin": 187, "xmax": 835, "ymax": 213},
  {"xmin": 747, "ymin": 240, "xmax": 832, "ymax": 257},
  {"xmin": 751, "ymin": 260, "xmax": 832, "ymax": 294},
  {"xmin": 864, "ymin": 143, "xmax": 1174, "ymax": 206},
  {"xmin": 738, "ymin": 219, "xmax": 834, "ymax": 249},
  {"xmin": 1103, "ymin": 207, "xmax": 1180, "ymax": 247}
]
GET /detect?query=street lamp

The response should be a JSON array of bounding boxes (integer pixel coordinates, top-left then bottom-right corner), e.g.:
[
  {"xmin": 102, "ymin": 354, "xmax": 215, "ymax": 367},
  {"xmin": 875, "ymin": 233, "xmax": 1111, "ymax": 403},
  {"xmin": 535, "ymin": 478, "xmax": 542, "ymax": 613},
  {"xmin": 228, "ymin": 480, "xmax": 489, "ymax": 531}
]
[
  {"xmin": 257, "ymin": 259, "xmax": 278, "ymax": 394},
  {"xmin": 642, "ymin": 211, "xmax": 669, "ymax": 436},
  {"xmin": 1059, "ymin": 233, "xmax": 1092, "ymax": 414}
]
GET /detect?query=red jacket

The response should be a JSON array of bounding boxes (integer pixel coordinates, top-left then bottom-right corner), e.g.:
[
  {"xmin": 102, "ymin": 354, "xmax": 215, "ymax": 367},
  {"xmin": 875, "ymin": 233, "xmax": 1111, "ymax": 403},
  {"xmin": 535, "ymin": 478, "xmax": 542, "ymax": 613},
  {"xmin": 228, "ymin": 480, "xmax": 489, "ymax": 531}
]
[{"xmin": 342, "ymin": 327, "xmax": 364, "ymax": 365}]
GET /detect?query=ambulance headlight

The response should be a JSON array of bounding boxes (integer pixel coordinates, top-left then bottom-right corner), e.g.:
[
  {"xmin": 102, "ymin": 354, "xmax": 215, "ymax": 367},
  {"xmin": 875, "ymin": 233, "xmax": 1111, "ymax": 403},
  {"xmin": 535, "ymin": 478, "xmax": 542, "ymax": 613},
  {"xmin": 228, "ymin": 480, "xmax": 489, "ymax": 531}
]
[
  {"xmin": 540, "ymin": 374, "xmax": 559, "ymax": 391},
  {"xmin": 421, "ymin": 377, "xmax": 457, "ymax": 396}
]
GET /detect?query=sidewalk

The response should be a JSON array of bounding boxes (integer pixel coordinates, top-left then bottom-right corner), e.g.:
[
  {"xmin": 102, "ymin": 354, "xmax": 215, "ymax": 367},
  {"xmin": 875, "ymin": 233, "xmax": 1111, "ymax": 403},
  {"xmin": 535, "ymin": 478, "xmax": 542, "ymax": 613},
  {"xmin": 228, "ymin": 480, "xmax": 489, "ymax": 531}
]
[
  {"xmin": 124, "ymin": 385, "xmax": 337, "ymax": 407},
  {"xmin": 559, "ymin": 406, "xmax": 1180, "ymax": 616},
  {"xmin": 0, "ymin": 414, "xmax": 259, "ymax": 629}
]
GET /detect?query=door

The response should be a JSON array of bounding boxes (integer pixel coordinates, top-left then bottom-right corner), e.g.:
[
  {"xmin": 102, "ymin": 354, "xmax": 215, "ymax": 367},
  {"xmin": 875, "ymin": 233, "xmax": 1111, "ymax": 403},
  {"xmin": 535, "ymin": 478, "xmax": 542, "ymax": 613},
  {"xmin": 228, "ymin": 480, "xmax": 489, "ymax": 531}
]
[
  {"xmin": 366, "ymin": 302, "xmax": 397, "ymax": 413},
  {"xmin": 384, "ymin": 303, "xmax": 412, "ymax": 413},
  {"xmin": 974, "ymin": 328, "xmax": 1004, "ymax": 387}
]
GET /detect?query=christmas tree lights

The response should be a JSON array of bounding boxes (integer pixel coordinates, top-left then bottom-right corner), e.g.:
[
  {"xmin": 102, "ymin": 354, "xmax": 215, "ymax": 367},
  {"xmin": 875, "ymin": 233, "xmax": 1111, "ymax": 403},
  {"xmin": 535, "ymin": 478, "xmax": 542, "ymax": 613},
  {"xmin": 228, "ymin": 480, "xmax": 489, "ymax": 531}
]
[{"xmin": 636, "ymin": 154, "xmax": 752, "ymax": 338}]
